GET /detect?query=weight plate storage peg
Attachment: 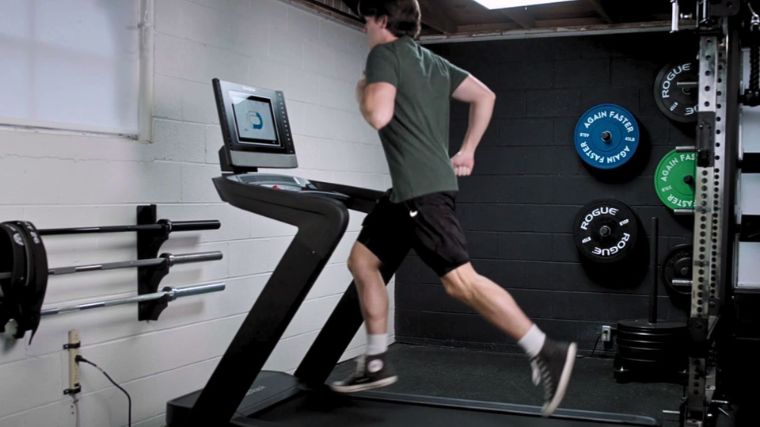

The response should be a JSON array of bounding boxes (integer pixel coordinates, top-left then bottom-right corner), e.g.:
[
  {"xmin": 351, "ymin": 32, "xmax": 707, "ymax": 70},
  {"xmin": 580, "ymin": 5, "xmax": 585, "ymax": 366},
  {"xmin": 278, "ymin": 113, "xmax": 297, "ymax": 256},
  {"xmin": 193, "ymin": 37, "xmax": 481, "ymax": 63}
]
[
  {"xmin": 654, "ymin": 149, "xmax": 696, "ymax": 210},
  {"xmin": 574, "ymin": 104, "xmax": 640, "ymax": 170},
  {"xmin": 573, "ymin": 199, "xmax": 640, "ymax": 264},
  {"xmin": 654, "ymin": 61, "xmax": 698, "ymax": 123}
]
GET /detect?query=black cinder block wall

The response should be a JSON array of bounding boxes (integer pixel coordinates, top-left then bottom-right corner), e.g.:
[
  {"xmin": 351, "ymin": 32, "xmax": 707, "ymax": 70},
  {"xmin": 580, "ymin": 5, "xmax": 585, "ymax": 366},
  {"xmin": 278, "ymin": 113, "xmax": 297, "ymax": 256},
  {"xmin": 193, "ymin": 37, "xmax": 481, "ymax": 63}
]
[{"xmin": 394, "ymin": 32, "xmax": 697, "ymax": 353}]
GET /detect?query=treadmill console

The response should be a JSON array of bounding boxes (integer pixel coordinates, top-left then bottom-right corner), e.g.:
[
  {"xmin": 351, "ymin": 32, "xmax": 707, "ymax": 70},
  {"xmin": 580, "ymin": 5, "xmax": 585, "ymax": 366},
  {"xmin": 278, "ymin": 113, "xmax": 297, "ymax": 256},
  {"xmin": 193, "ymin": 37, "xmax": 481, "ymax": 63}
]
[
  {"xmin": 212, "ymin": 79, "xmax": 349, "ymax": 201},
  {"xmin": 213, "ymin": 79, "xmax": 297, "ymax": 172}
]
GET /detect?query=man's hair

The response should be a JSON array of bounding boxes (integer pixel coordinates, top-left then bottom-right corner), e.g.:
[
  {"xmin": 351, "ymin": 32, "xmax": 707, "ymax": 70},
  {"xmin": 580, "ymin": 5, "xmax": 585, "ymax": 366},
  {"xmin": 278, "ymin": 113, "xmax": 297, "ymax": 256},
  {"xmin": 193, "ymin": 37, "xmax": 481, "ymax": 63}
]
[{"xmin": 357, "ymin": 0, "xmax": 421, "ymax": 39}]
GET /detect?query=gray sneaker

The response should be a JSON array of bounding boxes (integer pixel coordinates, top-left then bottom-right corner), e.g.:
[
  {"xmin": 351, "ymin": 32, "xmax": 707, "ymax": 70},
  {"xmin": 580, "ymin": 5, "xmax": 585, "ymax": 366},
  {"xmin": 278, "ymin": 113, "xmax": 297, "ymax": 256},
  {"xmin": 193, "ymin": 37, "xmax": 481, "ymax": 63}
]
[
  {"xmin": 529, "ymin": 339, "xmax": 577, "ymax": 416},
  {"xmin": 330, "ymin": 352, "xmax": 398, "ymax": 393}
]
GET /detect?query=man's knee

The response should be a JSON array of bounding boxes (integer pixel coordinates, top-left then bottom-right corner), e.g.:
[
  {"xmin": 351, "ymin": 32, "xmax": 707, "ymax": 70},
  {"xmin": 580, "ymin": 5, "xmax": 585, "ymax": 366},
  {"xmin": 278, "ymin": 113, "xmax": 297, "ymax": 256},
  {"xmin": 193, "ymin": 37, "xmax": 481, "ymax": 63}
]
[
  {"xmin": 441, "ymin": 263, "xmax": 479, "ymax": 301},
  {"xmin": 347, "ymin": 254, "xmax": 368, "ymax": 277},
  {"xmin": 348, "ymin": 244, "xmax": 381, "ymax": 278}
]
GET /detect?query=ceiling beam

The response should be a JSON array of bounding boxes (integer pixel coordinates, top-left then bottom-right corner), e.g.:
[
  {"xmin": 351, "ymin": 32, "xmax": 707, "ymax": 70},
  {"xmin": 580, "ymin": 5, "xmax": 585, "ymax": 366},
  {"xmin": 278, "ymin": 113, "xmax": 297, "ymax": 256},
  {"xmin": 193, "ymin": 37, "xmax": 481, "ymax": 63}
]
[
  {"xmin": 498, "ymin": 7, "xmax": 535, "ymax": 29},
  {"xmin": 585, "ymin": 0, "xmax": 613, "ymax": 24},
  {"xmin": 420, "ymin": 20, "xmax": 677, "ymax": 44},
  {"xmin": 289, "ymin": 0, "xmax": 363, "ymax": 28},
  {"xmin": 456, "ymin": 22, "xmax": 519, "ymax": 33},
  {"xmin": 419, "ymin": 1, "xmax": 458, "ymax": 34}
]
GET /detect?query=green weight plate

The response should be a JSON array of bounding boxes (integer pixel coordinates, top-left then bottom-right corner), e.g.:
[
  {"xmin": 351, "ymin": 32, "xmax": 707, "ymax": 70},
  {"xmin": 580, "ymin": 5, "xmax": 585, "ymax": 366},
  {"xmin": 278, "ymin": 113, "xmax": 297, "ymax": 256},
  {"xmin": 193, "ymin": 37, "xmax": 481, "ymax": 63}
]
[{"xmin": 654, "ymin": 149, "xmax": 696, "ymax": 210}]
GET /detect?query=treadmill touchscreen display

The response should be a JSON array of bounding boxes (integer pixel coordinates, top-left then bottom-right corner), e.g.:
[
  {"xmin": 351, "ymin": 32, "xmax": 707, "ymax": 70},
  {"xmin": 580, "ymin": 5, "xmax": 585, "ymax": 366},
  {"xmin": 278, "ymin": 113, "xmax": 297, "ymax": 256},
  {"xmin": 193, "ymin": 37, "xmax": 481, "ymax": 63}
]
[{"xmin": 231, "ymin": 92, "xmax": 279, "ymax": 146}]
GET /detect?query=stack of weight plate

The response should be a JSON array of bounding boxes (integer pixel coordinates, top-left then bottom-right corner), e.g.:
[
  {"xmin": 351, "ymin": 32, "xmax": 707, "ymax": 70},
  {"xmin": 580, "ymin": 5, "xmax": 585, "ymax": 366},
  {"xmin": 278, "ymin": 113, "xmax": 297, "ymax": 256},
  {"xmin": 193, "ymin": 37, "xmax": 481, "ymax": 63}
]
[
  {"xmin": 607, "ymin": 61, "xmax": 696, "ymax": 383},
  {"xmin": 614, "ymin": 319, "xmax": 688, "ymax": 382},
  {"xmin": 613, "ymin": 216, "xmax": 688, "ymax": 383}
]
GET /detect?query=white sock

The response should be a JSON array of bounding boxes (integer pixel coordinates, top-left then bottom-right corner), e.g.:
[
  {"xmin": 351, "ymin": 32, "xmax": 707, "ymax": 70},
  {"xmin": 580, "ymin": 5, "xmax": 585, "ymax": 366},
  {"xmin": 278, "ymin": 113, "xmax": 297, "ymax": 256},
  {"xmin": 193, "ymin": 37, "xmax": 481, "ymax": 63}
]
[
  {"xmin": 518, "ymin": 325, "xmax": 546, "ymax": 358},
  {"xmin": 366, "ymin": 333, "xmax": 388, "ymax": 356}
]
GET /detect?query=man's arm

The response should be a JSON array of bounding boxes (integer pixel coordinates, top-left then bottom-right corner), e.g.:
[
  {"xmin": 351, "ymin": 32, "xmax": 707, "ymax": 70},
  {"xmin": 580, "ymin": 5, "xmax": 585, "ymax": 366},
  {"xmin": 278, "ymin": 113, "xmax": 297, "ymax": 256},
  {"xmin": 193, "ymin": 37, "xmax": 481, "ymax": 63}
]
[
  {"xmin": 357, "ymin": 77, "xmax": 396, "ymax": 130},
  {"xmin": 450, "ymin": 75, "xmax": 496, "ymax": 176}
]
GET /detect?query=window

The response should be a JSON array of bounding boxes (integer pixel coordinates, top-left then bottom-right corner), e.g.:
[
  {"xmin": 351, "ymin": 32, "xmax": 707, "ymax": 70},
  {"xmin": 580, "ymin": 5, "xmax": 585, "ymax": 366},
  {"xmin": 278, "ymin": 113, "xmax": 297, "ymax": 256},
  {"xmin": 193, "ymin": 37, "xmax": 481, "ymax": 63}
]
[{"xmin": 0, "ymin": 0, "xmax": 145, "ymax": 136}]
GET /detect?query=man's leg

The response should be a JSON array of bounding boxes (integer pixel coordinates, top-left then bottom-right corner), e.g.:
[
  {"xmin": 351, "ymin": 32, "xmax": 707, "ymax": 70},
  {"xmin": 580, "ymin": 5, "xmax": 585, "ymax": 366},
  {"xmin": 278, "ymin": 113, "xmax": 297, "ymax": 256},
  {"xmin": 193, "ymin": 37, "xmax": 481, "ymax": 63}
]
[
  {"xmin": 330, "ymin": 241, "xmax": 398, "ymax": 393},
  {"xmin": 441, "ymin": 262, "xmax": 576, "ymax": 416},
  {"xmin": 347, "ymin": 242, "xmax": 388, "ymax": 337},
  {"xmin": 441, "ymin": 262, "xmax": 532, "ymax": 340}
]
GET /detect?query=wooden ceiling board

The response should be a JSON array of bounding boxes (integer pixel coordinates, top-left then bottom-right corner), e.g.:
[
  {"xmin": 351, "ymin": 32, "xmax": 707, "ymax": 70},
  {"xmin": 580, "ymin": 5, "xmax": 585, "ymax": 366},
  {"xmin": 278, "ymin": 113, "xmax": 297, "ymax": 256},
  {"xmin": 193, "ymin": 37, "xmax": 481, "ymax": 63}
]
[{"xmin": 302, "ymin": 0, "xmax": 676, "ymax": 38}]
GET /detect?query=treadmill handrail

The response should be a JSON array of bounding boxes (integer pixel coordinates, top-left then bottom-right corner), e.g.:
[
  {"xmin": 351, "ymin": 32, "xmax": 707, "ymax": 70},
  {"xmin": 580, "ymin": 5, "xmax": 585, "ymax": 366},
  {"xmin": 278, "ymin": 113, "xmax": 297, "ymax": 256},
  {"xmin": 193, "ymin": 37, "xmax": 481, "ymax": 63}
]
[{"xmin": 309, "ymin": 180, "xmax": 385, "ymax": 214}]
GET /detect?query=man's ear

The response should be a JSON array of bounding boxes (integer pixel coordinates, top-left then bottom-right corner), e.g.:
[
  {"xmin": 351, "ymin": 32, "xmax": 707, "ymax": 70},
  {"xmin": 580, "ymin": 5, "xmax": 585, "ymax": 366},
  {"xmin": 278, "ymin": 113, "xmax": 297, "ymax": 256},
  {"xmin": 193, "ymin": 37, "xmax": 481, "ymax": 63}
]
[{"xmin": 378, "ymin": 15, "xmax": 389, "ymax": 29}]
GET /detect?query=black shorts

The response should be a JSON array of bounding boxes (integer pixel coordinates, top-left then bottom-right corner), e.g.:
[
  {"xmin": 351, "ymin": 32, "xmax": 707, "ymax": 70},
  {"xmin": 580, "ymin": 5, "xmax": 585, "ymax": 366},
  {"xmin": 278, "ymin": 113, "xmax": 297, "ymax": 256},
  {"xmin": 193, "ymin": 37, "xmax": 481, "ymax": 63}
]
[{"xmin": 357, "ymin": 191, "xmax": 470, "ymax": 277}]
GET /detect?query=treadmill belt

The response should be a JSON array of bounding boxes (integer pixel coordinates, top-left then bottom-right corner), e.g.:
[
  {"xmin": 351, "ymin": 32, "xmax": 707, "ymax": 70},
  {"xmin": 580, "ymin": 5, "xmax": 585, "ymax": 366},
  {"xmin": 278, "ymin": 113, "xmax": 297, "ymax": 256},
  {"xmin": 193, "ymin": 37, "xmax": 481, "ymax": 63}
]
[{"xmin": 252, "ymin": 393, "xmax": 634, "ymax": 426}]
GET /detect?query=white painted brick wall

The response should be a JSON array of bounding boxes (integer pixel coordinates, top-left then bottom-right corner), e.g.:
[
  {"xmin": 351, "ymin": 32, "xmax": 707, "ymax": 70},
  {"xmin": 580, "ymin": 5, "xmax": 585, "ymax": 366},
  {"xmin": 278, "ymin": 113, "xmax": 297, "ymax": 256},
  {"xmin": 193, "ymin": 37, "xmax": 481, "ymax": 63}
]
[{"xmin": 0, "ymin": 1, "xmax": 391, "ymax": 425}]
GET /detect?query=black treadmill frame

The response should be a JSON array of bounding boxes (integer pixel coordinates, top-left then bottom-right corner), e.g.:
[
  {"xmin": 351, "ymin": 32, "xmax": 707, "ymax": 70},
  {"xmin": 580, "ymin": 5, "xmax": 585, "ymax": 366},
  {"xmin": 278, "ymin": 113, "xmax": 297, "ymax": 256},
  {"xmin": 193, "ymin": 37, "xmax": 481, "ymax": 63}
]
[
  {"xmin": 166, "ymin": 175, "xmax": 658, "ymax": 427},
  {"xmin": 170, "ymin": 175, "xmax": 397, "ymax": 426}
]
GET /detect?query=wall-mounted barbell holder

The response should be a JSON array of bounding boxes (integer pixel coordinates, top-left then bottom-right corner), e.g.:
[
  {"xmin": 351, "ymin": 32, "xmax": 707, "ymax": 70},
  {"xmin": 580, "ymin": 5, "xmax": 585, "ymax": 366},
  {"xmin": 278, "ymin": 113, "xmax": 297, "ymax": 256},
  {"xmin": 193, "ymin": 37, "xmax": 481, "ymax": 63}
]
[
  {"xmin": 1, "ymin": 205, "xmax": 224, "ymax": 340},
  {"xmin": 135, "ymin": 205, "xmax": 224, "ymax": 320}
]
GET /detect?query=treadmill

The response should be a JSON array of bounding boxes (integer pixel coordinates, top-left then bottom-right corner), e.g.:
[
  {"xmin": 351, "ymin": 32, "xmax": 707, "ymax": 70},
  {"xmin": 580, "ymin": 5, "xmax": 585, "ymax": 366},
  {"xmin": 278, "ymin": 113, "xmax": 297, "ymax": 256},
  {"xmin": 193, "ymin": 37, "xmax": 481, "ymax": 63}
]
[{"xmin": 165, "ymin": 79, "xmax": 659, "ymax": 427}]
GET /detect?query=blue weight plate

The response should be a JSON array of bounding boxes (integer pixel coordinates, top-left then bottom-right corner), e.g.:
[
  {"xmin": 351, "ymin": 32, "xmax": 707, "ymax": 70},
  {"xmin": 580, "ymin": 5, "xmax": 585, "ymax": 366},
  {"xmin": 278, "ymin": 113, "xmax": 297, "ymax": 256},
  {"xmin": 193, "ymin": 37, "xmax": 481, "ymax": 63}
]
[{"xmin": 574, "ymin": 104, "xmax": 640, "ymax": 170}]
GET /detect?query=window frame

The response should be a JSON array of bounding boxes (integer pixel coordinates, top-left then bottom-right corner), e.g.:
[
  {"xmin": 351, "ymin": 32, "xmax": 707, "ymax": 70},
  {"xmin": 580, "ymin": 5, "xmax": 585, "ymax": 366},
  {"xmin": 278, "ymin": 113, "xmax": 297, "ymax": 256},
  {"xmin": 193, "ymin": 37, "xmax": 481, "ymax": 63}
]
[{"xmin": 0, "ymin": 0, "xmax": 154, "ymax": 142}]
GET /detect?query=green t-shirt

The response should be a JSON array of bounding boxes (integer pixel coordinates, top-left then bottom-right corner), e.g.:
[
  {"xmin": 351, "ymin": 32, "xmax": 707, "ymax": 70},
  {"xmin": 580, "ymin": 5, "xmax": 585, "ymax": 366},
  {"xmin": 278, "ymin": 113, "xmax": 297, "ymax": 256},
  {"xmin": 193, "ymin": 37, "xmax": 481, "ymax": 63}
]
[{"xmin": 365, "ymin": 36, "xmax": 469, "ymax": 202}]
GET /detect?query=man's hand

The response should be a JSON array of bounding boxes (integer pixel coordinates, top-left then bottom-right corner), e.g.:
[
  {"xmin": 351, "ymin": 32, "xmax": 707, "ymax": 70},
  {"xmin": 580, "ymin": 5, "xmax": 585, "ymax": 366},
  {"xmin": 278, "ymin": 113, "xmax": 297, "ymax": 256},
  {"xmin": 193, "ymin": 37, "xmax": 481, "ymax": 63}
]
[{"xmin": 451, "ymin": 151, "xmax": 475, "ymax": 176}]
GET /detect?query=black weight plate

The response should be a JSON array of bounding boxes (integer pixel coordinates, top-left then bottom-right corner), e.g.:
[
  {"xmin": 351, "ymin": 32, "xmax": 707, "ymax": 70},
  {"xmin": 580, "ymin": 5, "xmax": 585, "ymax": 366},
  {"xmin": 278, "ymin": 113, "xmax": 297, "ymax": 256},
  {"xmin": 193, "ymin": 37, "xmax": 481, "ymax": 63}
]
[
  {"xmin": 4, "ymin": 222, "xmax": 33, "ymax": 339},
  {"xmin": 573, "ymin": 199, "xmax": 640, "ymax": 264},
  {"xmin": 617, "ymin": 347, "xmax": 685, "ymax": 359},
  {"xmin": 654, "ymin": 61, "xmax": 698, "ymax": 123},
  {"xmin": 663, "ymin": 244, "xmax": 692, "ymax": 300},
  {"xmin": 0, "ymin": 225, "xmax": 21, "ymax": 300},
  {"xmin": 617, "ymin": 319, "xmax": 688, "ymax": 332},
  {"xmin": 616, "ymin": 354, "xmax": 686, "ymax": 367},
  {"xmin": 12, "ymin": 221, "xmax": 48, "ymax": 340},
  {"xmin": 617, "ymin": 338, "xmax": 684, "ymax": 348},
  {"xmin": 617, "ymin": 333, "xmax": 685, "ymax": 343},
  {"xmin": 617, "ymin": 344, "xmax": 687, "ymax": 356},
  {"xmin": 617, "ymin": 335, "xmax": 686, "ymax": 347},
  {"xmin": 616, "ymin": 357, "xmax": 674, "ymax": 365},
  {"xmin": 617, "ymin": 345, "xmax": 683, "ymax": 356},
  {"xmin": 617, "ymin": 326, "xmax": 688, "ymax": 335},
  {"xmin": 0, "ymin": 223, "xmax": 28, "ymax": 334}
]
